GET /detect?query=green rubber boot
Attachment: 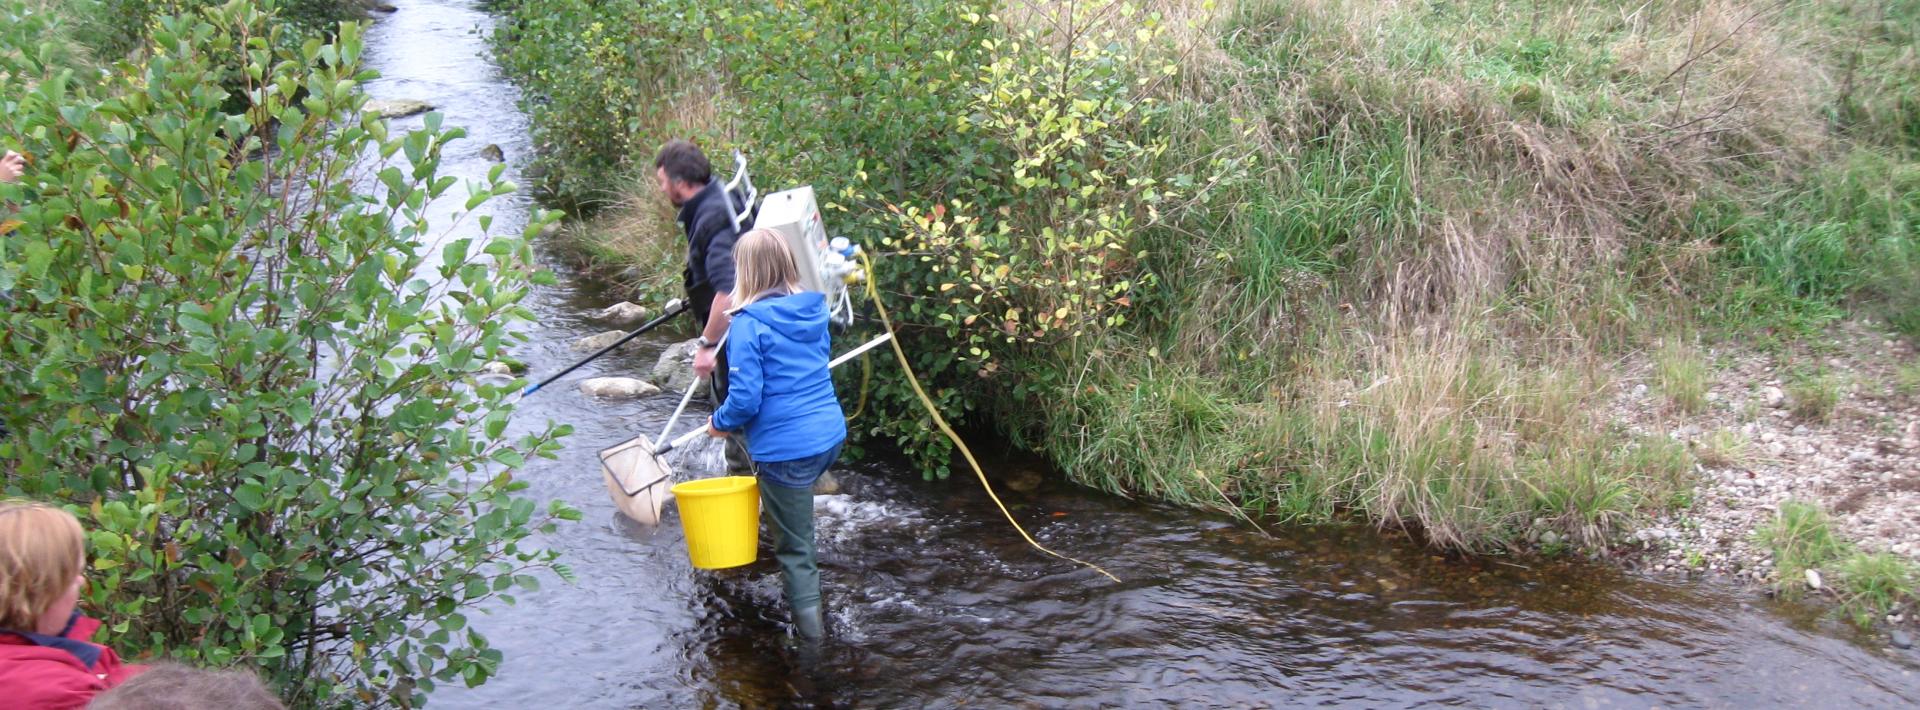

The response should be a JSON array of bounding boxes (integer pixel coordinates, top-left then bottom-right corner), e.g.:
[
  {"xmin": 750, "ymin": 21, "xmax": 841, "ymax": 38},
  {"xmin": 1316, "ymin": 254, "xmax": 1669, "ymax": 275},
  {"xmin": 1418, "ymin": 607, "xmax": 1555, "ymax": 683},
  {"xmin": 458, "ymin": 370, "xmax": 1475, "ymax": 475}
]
[{"xmin": 793, "ymin": 604, "xmax": 825, "ymax": 641}]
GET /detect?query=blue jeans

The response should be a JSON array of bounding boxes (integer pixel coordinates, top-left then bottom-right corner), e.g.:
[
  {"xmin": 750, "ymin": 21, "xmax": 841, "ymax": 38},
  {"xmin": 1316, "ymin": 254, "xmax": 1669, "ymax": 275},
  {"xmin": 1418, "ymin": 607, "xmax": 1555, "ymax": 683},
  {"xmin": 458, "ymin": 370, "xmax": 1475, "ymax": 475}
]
[{"xmin": 756, "ymin": 443, "xmax": 842, "ymax": 611}]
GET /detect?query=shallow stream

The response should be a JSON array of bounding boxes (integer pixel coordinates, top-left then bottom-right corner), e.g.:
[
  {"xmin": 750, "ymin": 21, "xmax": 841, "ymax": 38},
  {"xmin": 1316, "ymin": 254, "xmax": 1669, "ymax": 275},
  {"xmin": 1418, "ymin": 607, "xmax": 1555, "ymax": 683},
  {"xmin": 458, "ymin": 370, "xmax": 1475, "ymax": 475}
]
[{"xmin": 363, "ymin": 1, "xmax": 1920, "ymax": 706}]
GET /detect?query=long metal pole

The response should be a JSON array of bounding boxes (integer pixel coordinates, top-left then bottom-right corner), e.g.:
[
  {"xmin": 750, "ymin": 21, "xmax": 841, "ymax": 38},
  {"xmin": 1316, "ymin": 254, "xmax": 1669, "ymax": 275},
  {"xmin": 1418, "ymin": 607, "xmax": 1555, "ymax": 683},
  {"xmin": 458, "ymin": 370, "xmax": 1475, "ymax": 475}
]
[{"xmin": 521, "ymin": 299, "xmax": 688, "ymax": 397}]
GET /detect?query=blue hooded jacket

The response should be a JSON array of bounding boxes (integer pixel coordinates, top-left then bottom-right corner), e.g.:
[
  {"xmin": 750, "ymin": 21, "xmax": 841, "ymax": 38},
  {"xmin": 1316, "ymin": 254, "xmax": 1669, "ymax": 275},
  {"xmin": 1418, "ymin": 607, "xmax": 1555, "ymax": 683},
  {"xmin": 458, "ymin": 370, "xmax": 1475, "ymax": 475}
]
[{"xmin": 711, "ymin": 290, "xmax": 847, "ymax": 464}]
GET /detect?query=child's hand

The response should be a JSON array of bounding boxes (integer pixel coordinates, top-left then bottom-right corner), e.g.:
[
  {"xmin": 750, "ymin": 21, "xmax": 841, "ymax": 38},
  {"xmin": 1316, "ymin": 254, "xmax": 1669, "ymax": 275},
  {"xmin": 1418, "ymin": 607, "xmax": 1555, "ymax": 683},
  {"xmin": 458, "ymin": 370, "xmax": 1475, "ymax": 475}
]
[
  {"xmin": 705, "ymin": 416, "xmax": 729, "ymax": 438},
  {"xmin": 0, "ymin": 151, "xmax": 25, "ymax": 183}
]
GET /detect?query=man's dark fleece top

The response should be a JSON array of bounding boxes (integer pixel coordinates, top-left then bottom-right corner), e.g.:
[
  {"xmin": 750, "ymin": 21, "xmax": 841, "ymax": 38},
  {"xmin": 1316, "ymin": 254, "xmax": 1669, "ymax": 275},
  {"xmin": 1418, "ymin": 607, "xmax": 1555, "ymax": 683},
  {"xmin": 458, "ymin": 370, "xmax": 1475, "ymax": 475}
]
[{"xmin": 678, "ymin": 181, "xmax": 740, "ymax": 324}]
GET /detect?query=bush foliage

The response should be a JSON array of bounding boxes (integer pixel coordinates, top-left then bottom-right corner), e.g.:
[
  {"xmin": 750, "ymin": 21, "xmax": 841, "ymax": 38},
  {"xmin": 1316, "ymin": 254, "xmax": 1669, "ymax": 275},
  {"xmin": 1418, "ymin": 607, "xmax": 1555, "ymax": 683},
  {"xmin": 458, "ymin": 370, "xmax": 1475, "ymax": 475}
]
[{"xmin": 1, "ymin": 1, "xmax": 572, "ymax": 704}]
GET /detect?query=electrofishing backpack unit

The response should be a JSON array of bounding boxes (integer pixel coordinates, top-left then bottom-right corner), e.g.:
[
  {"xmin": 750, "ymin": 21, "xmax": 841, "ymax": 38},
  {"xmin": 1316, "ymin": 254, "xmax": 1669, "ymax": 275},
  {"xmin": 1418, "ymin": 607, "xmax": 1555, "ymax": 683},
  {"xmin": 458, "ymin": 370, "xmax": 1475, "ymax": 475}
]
[{"xmin": 718, "ymin": 151, "xmax": 861, "ymax": 326}]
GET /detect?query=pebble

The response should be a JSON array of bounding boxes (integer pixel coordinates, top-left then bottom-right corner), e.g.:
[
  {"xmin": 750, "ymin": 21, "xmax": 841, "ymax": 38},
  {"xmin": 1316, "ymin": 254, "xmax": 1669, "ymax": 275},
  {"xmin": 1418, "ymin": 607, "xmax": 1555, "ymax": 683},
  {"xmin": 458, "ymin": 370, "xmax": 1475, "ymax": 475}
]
[
  {"xmin": 1763, "ymin": 386, "xmax": 1787, "ymax": 408},
  {"xmin": 1792, "ymin": 425, "xmax": 1810, "ymax": 436},
  {"xmin": 481, "ymin": 361, "xmax": 514, "ymax": 376},
  {"xmin": 1805, "ymin": 568, "xmax": 1823, "ymax": 590},
  {"xmin": 578, "ymin": 377, "xmax": 660, "ymax": 399},
  {"xmin": 1892, "ymin": 630, "xmax": 1913, "ymax": 650}
]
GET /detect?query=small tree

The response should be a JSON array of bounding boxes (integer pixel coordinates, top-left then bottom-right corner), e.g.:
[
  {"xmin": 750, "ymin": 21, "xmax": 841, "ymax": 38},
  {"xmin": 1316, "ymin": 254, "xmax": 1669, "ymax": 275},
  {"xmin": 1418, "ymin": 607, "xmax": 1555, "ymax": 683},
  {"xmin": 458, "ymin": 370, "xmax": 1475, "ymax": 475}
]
[{"xmin": 0, "ymin": 1, "xmax": 574, "ymax": 706}]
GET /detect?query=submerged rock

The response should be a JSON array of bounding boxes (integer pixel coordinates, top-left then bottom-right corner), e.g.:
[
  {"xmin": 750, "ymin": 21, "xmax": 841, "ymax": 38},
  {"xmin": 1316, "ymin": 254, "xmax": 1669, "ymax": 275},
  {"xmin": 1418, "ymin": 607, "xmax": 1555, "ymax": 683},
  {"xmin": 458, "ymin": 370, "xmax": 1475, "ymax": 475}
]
[
  {"xmin": 591, "ymin": 301, "xmax": 650, "ymax": 325},
  {"xmin": 365, "ymin": 98, "xmax": 433, "ymax": 119},
  {"xmin": 578, "ymin": 377, "xmax": 659, "ymax": 399},
  {"xmin": 571, "ymin": 330, "xmax": 633, "ymax": 353},
  {"xmin": 1002, "ymin": 466, "xmax": 1044, "ymax": 493},
  {"xmin": 370, "ymin": 2, "xmax": 398, "ymax": 12},
  {"xmin": 480, "ymin": 144, "xmax": 505, "ymax": 162}
]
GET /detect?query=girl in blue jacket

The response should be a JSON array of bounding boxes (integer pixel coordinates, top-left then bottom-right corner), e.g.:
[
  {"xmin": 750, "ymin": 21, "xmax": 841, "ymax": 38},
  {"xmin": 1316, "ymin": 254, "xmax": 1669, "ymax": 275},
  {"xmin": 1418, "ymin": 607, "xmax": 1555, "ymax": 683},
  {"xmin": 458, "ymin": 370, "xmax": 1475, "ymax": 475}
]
[{"xmin": 707, "ymin": 228, "xmax": 846, "ymax": 640}]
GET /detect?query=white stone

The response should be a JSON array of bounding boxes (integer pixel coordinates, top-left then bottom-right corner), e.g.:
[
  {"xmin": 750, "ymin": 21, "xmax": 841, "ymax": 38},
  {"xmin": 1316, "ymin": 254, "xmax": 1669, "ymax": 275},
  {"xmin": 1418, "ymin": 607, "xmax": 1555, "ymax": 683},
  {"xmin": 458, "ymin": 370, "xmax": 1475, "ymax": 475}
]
[
  {"xmin": 365, "ymin": 98, "xmax": 433, "ymax": 118},
  {"xmin": 1762, "ymin": 386, "xmax": 1787, "ymax": 408},
  {"xmin": 591, "ymin": 301, "xmax": 650, "ymax": 325},
  {"xmin": 578, "ymin": 377, "xmax": 660, "ymax": 399},
  {"xmin": 482, "ymin": 361, "xmax": 514, "ymax": 376},
  {"xmin": 1805, "ymin": 568, "xmax": 1823, "ymax": 590}
]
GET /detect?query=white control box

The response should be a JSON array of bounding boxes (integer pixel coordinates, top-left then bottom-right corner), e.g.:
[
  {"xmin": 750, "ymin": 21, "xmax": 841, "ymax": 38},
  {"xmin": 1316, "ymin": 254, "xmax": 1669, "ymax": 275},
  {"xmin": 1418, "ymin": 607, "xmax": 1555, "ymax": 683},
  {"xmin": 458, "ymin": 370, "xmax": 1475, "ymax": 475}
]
[{"xmin": 753, "ymin": 186, "xmax": 855, "ymax": 325}]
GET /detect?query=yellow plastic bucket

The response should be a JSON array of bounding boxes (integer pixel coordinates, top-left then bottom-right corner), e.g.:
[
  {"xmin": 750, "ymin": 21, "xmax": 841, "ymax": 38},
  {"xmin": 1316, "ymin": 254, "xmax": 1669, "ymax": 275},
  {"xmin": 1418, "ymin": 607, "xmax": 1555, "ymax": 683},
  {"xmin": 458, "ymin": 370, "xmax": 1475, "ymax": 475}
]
[{"xmin": 670, "ymin": 476, "xmax": 760, "ymax": 569}]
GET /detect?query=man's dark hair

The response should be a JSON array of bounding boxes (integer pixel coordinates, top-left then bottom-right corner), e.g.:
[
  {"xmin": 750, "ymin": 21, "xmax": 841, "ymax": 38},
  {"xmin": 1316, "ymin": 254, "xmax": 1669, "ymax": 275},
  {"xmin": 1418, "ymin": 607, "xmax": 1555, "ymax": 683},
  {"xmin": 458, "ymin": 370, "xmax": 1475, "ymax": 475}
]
[
  {"xmin": 654, "ymin": 139, "xmax": 712, "ymax": 186},
  {"xmin": 88, "ymin": 663, "xmax": 285, "ymax": 710}
]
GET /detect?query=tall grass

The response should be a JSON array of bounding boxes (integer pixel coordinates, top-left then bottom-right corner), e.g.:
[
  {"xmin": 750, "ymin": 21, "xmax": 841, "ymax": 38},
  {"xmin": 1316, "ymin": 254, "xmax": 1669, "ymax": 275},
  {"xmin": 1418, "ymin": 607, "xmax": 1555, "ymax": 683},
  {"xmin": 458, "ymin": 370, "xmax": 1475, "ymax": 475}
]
[
  {"xmin": 1758, "ymin": 500, "xmax": 1848, "ymax": 589},
  {"xmin": 1654, "ymin": 342, "xmax": 1711, "ymax": 414}
]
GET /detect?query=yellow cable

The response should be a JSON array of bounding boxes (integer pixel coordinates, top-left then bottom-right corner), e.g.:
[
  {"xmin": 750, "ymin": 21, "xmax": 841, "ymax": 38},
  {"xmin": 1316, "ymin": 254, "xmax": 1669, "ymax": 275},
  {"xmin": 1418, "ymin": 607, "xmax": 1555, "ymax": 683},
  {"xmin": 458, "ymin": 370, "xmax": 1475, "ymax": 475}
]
[
  {"xmin": 856, "ymin": 250, "xmax": 1120, "ymax": 583},
  {"xmin": 843, "ymin": 340, "xmax": 871, "ymax": 423}
]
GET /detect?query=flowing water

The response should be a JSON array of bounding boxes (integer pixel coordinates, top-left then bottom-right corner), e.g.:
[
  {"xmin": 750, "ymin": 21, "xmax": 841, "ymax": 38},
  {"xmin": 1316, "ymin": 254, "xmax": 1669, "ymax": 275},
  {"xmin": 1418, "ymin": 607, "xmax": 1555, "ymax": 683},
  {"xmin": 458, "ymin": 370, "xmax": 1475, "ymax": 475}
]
[{"xmin": 364, "ymin": 1, "xmax": 1920, "ymax": 706}]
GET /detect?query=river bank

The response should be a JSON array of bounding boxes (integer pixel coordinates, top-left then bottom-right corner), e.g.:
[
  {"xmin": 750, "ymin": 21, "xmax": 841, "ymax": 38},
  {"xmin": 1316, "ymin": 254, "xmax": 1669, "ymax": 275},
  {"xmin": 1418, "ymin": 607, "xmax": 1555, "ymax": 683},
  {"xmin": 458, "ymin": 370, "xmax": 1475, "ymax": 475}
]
[{"xmin": 1612, "ymin": 319, "xmax": 1919, "ymax": 634}]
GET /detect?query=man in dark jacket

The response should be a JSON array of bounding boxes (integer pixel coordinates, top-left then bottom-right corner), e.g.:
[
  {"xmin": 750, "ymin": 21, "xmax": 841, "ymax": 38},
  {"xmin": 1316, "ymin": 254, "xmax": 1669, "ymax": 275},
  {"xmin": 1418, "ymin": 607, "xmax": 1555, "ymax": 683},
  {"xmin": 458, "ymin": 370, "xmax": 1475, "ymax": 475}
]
[{"xmin": 655, "ymin": 140, "xmax": 752, "ymax": 473}]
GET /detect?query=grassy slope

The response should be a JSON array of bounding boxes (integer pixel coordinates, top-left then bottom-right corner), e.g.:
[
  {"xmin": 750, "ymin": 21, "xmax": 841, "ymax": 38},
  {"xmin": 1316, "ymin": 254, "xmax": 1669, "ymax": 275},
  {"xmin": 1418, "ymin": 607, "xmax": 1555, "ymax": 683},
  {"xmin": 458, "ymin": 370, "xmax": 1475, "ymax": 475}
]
[{"xmin": 1040, "ymin": 0, "xmax": 1920, "ymax": 550}]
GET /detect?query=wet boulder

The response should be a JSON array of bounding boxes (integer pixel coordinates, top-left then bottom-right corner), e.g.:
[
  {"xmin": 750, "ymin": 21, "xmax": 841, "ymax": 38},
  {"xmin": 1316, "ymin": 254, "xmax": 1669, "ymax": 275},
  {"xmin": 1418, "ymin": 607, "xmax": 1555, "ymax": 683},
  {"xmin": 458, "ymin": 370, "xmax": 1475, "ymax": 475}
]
[
  {"xmin": 365, "ymin": 98, "xmax": 433, "ymax": 119},
  {"xmin": 480, "ymin": 144, "xmax": 505, "ymax": 162},
  {"xmin": 578, "ymin": 377, "xmax": 660, "ymax": 399},
  {"xmin": 649, "ymin": 339, "xmax": 706, "ymax": 396},
  {"xmin": 812, "ymin": 471, "xmax": 840, "ymax": 495},
  {"xmin": 591, "ymin": 301, "xmax": 650, "ymax": 326},
  {"xmin": 571, "ymin": 330, "xmax": 633, "ymax": 353}
]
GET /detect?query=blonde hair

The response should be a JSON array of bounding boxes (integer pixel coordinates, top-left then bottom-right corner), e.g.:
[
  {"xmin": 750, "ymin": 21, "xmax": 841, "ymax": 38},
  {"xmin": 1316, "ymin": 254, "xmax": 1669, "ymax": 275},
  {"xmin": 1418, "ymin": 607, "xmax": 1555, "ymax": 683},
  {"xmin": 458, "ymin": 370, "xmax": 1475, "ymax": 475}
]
[
  {"xmin": 730, "ymin": 228, "xmax": 803, "ymax": 308},
  {"xmin": 0, "ymin": 500, "xmax": 85, "ymax": 631}
]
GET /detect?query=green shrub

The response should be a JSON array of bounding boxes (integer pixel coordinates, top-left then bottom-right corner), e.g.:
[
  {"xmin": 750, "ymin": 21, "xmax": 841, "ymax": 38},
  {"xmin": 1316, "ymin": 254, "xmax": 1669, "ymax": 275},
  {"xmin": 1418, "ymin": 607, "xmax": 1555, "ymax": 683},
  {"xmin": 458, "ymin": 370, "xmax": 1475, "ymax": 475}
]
[
  {"xmin": 492, "ymin": 0, "xmax": 719, "ymax": 208},
  {"xmin": 0, "ymin": 2, "xmax": 571, "ymax": 704}
]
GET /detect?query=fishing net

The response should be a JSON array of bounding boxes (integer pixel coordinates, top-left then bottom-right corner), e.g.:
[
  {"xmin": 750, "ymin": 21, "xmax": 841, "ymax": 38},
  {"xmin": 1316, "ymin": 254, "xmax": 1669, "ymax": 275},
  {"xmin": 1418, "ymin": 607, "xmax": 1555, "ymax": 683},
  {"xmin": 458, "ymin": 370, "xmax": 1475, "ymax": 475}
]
[{"xmin": 598, "ymin": 435, "xmax": 675, "ymax": 525}]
